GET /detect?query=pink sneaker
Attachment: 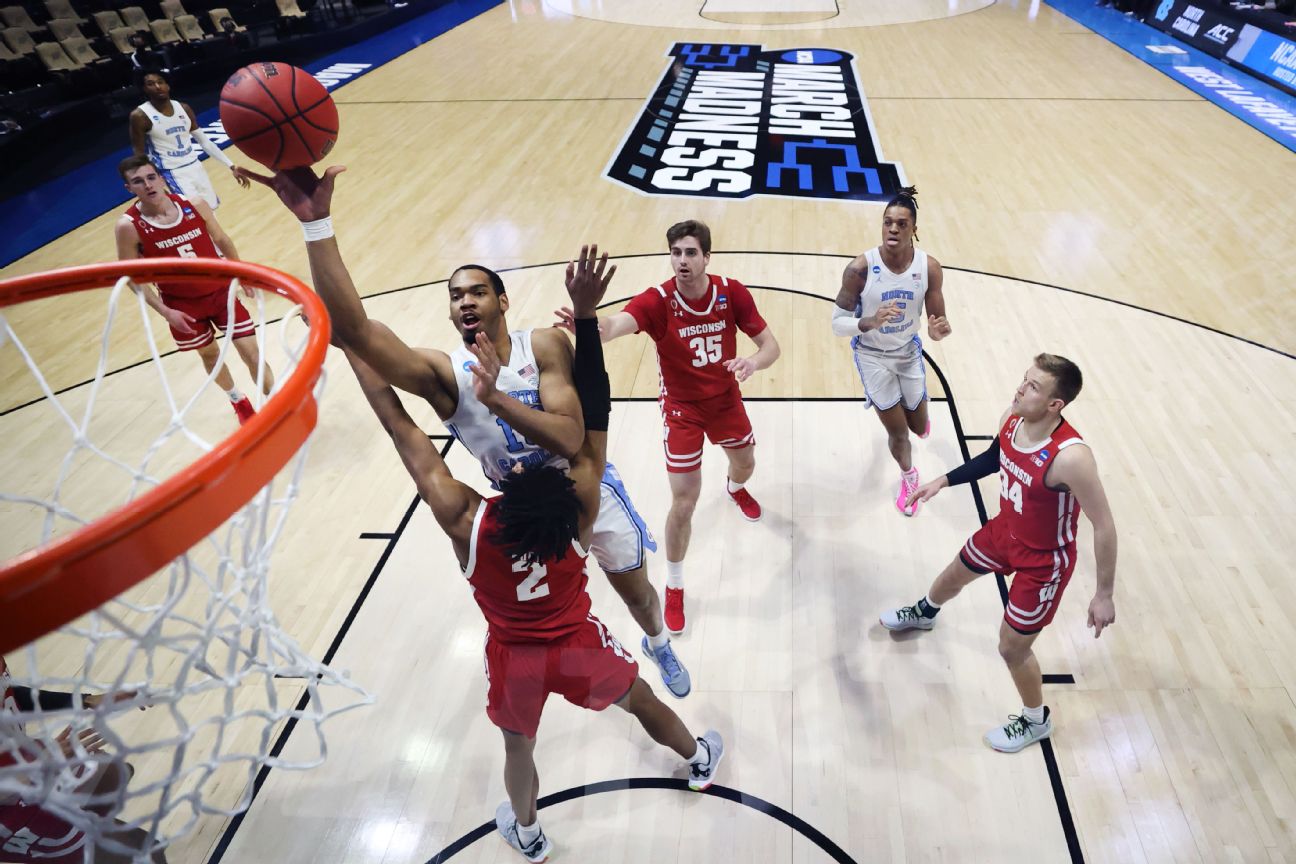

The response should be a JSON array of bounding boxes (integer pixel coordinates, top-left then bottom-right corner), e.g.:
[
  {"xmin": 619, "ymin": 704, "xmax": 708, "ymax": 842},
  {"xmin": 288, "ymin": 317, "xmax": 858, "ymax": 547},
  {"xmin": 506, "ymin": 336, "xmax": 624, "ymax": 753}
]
[
  {"xmin": 896, "ymin": 468, "xmax": 920, "ymax": 516},
  {"xmin": 664, "ymin": 586, "xmax": 686, "ymax": 635},
  {"xmin": 727, "ymin": 484, "xmax": 762, "ymax": 521}
]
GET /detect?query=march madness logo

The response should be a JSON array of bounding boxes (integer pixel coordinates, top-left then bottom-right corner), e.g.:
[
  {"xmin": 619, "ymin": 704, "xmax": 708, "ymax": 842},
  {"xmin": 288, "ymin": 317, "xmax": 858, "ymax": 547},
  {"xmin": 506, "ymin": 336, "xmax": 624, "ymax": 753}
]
[{"xmin": 607, "ymin": 44, "xmax": 906, "ymax": 201}]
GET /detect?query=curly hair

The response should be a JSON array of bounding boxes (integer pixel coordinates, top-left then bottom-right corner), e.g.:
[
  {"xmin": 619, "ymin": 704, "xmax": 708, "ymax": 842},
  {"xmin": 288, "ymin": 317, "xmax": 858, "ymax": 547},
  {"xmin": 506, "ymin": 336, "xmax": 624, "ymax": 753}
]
[{"xmin": 490, "ymin": 466, "xmax": 583, "ymax": 566}]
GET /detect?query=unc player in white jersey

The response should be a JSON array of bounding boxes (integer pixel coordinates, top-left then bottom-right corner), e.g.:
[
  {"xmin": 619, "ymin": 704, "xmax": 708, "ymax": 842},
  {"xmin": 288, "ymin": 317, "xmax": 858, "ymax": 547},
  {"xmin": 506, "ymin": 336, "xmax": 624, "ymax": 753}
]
[
  {"xmin": 129, "ymin": 71, "xmax": 250, "ymax": 210},
  {"xmin": 831, "ymin": 186, "xmax": 952, "ymax": 516}
]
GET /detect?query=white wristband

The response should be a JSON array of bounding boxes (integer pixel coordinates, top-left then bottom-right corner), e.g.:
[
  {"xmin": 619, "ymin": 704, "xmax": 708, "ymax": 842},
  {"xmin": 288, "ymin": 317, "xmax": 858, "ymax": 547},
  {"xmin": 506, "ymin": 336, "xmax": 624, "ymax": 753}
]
[{"xmin": 301, "ymin": 217, "xmax": 334, "ymax": 242}]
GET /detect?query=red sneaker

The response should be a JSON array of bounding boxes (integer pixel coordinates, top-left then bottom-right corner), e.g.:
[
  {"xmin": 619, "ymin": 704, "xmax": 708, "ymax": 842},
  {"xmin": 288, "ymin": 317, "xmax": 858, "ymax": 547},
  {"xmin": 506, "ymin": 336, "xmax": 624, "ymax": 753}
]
[
  {"xmin": 664, "ymin": 586, "xmax": 686, "ymax": 635},
  {"xmin": 727, "ymin": 485, "xmax": 762, "ymax": 521},
  {"xmin": 232, "ymin": 397, "xmax": 256, "ymax": 425}
]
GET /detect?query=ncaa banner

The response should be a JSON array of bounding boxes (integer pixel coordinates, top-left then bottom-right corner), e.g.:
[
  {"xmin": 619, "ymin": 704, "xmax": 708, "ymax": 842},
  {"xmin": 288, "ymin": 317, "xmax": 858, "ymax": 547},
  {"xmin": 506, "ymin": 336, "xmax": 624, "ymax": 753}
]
[
  {"xmin": 1228, "ymin": 24, "xmax": 1296, "ymax": 93},
  {"xmin": 606, "ymin": 43, "xmax": 906, "ymax": 201},
  {"xmin": 1147, "ymin": 0, "xmax": 1244, "ymax": 57}
]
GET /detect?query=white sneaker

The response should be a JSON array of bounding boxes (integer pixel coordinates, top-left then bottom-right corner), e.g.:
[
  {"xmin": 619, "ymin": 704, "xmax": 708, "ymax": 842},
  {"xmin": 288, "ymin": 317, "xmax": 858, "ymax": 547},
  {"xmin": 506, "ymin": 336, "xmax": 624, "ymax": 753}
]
[
  {"xmin": 687, "ymin": 730, "xmax": 724, "ymax": 791},
  {"xmin": 495, "ymin": 801, "xmax": 552, "ymax": 862},
  {"xmin": 984, "ymin": 709, "xmax": 1053, "ymax": 753},
  {"xmin": 880, "ymin": 604, "xmax": 936, "ymax": 631}
]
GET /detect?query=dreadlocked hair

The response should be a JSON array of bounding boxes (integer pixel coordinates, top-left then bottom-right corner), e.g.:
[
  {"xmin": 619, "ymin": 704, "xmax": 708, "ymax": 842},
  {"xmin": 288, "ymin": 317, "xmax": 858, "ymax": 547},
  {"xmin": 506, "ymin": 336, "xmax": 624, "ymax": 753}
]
[
  {"xmin": 490, "ymin": 465, "xmax": 583, "ymax": 566},
  {"xmin": 885, "ymin": 185, "xmax": 920, "ymax": 242}
]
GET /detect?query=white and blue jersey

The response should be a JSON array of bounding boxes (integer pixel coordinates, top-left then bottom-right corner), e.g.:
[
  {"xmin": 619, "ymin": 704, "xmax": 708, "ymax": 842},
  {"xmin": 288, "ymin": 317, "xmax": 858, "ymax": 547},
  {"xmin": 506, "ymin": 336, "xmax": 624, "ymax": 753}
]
[
  {"xmin": 849, "ymin": 247, "xmax": 930, "ymax": 411},
  {"xmin": 138, "ymin": 101, "xmax": 220, "ymax": 209},
  {"xmin": 445, "ymin": 329, "xmax": 657, "ymax": 573}
]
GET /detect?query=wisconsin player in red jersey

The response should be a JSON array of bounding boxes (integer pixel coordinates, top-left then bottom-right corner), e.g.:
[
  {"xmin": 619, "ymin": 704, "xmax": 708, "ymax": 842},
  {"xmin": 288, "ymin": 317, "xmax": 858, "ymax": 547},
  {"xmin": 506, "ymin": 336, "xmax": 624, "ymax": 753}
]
[
  {"xmin": 113, "ymin": 154, "xmax": 272, "ymax": 425},
  {"xmin": 880, "ymin": 354, "xmax": 1118, "ymax": 752},
  {"xmin": 1, "ymin": 657, "xmax": 163, "ymax": 863},
  {"xmin": 557, "ymin": 220, "xmax": 781, "ymax": 635},
  {"xmin": 253, "ymin": 165, "xmax": 724, "ymax": 863}
]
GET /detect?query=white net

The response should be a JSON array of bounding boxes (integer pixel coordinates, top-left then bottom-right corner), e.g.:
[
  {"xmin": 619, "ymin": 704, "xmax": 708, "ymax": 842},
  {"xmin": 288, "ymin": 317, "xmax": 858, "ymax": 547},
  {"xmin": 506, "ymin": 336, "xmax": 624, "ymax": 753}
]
[{"xmin": 0, "ymin": 272, "xmax": 371, "ymax": 863}]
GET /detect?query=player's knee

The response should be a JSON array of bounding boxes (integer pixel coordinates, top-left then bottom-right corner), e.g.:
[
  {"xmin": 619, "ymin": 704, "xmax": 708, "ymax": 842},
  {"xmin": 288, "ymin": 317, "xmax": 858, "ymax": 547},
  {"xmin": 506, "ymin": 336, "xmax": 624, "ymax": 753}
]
[{"xmin": 997, "ymin": 636, "xmax": 1031, "ymax": 666}]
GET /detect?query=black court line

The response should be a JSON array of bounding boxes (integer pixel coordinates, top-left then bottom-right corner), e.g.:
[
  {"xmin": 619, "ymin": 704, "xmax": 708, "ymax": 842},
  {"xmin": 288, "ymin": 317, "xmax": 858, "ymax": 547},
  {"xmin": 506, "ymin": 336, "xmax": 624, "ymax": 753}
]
[
  {"xmin": 358, "ymin": 532, "xmax": 394, "ymax": 540},
  {"xmin": 206, "ymin": 442, "xmax": 447, "ymax": 864},
  {"xmin": 964, "ymin": 434, "xmax": 995, "ymax": 441},
  {"xmin": 428, "ymin": 779, "xmax": 856, "ymax": 864},
  {"xmin": 1043, "ymin": 674, "xmax": 1077, "ymax": 684}
]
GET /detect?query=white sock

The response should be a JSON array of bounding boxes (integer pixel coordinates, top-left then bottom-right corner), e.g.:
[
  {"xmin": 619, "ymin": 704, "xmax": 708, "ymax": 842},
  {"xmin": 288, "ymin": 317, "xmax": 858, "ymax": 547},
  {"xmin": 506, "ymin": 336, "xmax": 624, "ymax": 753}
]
[
  {"xmin": 666, "ymin": 561, "xmax": 684, "ymax": 590},
  {"xmin": 902, "ymin": 466, "xmax": 918, "ymax": 478},
  {"xmin": 687, "ymin": 738, "xmax": 706, "ymax": 765},
  {"xmin": 516, "ymin": 819, "xmax": 541, "ymax": 844},
  {"xmin": 226, "ymin": 387, "xmax": 244, "ymax": 403},
  {"xmin": 647, "ymin": 627, "xmax": 669, "ymax": 650},
  {"xmin": 1022, "ymin": 705, "xmax": 1046, "ymax": 724},
  {"xmin": 726, "ymin": 477, "xmax": 745, "ymax": 493}
]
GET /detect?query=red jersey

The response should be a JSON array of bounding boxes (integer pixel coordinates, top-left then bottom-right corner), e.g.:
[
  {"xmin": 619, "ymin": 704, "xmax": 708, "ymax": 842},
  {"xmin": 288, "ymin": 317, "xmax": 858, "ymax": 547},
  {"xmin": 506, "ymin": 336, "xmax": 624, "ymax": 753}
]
[
  {"xmin": 624, "ymin": 274, "xmax": 768, "ymax": 402},
  {"xmin": 463, "ymin": 498, "xmax": 593, "ymax": 644},
  {"xmin": 125, "ymin": 193, "xmax": 223, "ymax": 299},
  {"xmin": 996, "ymin": 415, "xmax": 1086, "ymax": 550}
]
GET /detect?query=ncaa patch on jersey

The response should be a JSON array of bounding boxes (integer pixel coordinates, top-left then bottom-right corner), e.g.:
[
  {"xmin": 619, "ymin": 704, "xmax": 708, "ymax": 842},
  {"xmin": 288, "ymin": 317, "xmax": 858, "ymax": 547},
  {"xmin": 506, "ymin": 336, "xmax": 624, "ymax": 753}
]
[{"xmin": 607, "ymin": 43, "xmax": 906, "ymax": 201}]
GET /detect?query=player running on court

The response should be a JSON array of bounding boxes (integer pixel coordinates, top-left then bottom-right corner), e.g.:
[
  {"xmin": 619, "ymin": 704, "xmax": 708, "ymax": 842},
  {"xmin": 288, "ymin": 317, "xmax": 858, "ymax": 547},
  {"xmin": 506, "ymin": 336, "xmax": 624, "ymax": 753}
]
[
  {"xmin": 880, "ymin": 354, "xmax": 1118, "ymax": 752},
  {"xmin": 557, "ymin": 220, "xmax": 780, "ymax": 635},
  {"xmin": 831, "ymin": 186, "xmax": 951, "ymax": 516},
  {"xmin": 114, "ymin": 155, "xmax": 273, "ymax": 425}
]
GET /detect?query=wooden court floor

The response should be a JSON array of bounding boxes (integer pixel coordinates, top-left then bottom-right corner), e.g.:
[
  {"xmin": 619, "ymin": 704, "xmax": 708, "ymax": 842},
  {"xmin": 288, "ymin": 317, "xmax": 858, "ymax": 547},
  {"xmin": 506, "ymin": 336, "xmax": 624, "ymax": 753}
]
[{"xmin": 2, "ymin": 1, "xmax": 1295, "ymax": 862}]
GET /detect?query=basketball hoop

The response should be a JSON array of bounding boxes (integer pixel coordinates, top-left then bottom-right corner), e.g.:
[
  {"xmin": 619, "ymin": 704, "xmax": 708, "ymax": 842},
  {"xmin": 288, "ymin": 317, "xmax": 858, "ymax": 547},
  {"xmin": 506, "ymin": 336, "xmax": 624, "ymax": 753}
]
[{"xmin": 0, "ymin": 258, "xmax": 371, "ymax": 863}]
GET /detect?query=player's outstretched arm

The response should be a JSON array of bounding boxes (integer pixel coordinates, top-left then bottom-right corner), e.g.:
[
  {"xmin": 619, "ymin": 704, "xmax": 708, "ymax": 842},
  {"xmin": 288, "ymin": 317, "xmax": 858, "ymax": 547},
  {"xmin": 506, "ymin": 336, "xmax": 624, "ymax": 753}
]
[
  {"xmin": 564, "ymin": 245, "xmax": 615, "ymax": 537},
  {"xmin": 1050, "ymin": 445, "xmax": 1117, "ymax": 637},
  {"xmin": 924, "ymin": 256, "xmax": 952, "ymax": 341},
  {"xmin": 553, "ymin": 307, "xmax": 638, "ymax": 342},
  {"xmin": 345, "ymin": 348, "xmax": 479, "ymax": 544},
  {"xmin": 243, "ymin": 165, "xmax": 456, "ymax": 417}
]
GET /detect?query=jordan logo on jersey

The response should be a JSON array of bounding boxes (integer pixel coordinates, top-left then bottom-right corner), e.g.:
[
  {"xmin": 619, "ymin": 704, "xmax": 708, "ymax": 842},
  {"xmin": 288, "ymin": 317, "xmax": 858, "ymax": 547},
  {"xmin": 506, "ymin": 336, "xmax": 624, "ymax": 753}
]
[{"xmin": 609, "ymin": 44, "xmax": 907, "ymax": 201}]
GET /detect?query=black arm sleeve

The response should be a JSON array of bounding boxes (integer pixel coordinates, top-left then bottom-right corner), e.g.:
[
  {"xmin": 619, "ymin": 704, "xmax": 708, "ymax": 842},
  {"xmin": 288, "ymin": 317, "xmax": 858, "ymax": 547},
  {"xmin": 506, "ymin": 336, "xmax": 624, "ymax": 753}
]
[
  {"xmin": 945, "ymin": 439, "xmax": 1001, "ymax": 487},
  {"xmin": 572, "ymin": 318, "xmax": 610, "ymax": 432},
  {"xmin": 9, "ymin": 686, "xmax": 76, "ymax": 712}
]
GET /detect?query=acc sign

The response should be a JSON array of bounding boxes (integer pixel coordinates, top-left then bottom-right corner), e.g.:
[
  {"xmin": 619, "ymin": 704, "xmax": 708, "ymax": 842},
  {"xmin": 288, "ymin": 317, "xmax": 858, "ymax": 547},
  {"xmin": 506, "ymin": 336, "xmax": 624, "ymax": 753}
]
[{"xmin": 606, "ymin": 43, "xmax": 906, "ymax": 201}]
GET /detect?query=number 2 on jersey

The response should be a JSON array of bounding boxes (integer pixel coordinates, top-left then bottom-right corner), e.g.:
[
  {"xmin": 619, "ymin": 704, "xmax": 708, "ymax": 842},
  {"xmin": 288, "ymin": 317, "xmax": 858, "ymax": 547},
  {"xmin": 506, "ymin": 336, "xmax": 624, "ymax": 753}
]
[
  {"xmin": 689, "ymin": 334, "xmax": 722, "ymax": 367},
  {"xmin": 513, "ymin": 558, "xmax": 550, "ymax": 602}
]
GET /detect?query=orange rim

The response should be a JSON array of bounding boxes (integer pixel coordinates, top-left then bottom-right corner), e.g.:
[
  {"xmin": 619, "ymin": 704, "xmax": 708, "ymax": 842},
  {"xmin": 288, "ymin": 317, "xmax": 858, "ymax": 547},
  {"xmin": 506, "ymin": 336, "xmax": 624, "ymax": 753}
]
[{"xmin": 0, "ymin": 259, "xmax": 330, "ymax": 654}]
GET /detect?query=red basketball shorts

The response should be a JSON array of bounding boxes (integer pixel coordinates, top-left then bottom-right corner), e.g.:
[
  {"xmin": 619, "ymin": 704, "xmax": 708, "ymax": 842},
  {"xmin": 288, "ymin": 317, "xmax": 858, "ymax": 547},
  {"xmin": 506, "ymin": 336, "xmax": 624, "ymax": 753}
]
[
  {"xmin": 162, "ymin": 290, "xmax": 256, "ymax": 351},
  {"xmin": 483, "ymin": 614, "xmax": 639, "ymax": 739},
  {"xmin": 660, "ymin": 388, "xmax": 755, "ymax": 473},
  {"xmin": 0, "ymin": 802, "xmax": 88, "ymax": 863},
  {"xmin": 959, "ymin": 516, "xmax": 1078, "ymax": 634}
]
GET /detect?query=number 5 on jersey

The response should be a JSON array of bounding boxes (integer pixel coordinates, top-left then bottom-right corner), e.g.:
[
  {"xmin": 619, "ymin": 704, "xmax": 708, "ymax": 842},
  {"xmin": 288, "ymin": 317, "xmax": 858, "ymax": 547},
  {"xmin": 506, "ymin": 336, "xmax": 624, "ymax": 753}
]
[{"xmin": 689, "ymin": 334, "xmax": 721, "ymax": 367}]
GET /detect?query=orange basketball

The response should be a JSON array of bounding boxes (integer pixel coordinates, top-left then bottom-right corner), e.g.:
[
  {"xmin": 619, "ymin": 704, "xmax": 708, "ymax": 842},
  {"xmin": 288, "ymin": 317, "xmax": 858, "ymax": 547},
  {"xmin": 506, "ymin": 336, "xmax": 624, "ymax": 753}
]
[{"xmin": 219, "ymin": 62, "xmax": 339, "ymax": 170}]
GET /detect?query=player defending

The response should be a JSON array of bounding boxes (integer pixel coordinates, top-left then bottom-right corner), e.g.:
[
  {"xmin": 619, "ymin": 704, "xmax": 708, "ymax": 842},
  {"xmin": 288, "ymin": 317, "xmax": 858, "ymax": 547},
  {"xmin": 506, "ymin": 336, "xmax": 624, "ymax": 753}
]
[
  {"xmin": 129, "ymin": 70, "xmax": 250, "ymax": 209},
  {"xmin": 832, "ymin": 187, "xmax": 951, "ymax": 516},
  {"xmin": 251, "ymin": 164, "xmax": 724, "ymax": 861},
  {"xmin": 558, "ymin": 220, "xmax": 780, "ymax": 635},
  {"xmin": 115, "ymin": 155, "xmax": 273, "ymax": 425},
  {"xmin": 880, "ymin": 355, "xmax": 1117, "ymax": 752}
]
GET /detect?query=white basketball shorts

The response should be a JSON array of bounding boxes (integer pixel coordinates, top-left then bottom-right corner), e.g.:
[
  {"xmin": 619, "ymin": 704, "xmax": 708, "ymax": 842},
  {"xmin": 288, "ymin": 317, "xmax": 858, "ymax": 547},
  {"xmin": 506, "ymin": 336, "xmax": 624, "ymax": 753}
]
[
  {"xmin": 590, "ymin": 463, "xmax": 658, "ymax": 574},
  {"xmin": 159, "ymin": 159, "xmax": 219, "ymax": 209},
  {"xmin": 851, "ymin": 338, "xmax": 927, "ymax": 411}
]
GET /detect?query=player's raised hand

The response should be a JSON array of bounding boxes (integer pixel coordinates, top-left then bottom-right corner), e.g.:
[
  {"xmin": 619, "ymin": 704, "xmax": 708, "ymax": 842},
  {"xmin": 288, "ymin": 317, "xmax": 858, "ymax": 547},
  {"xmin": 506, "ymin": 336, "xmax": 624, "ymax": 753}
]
[
  {"xmin": 927, "ymin": 314, "xmax": 952, "ymax": 341},
  {"xmin": 1087, "ymin": 593, "xmax": 1115, "ymax": 638},
  {"xmin": 552, "ymin": 306, "xmax": 576, "ymax": 334},
  {"xmin": 905, "ymin": 474, "xmax": 948, "ymax": 507},
  {"xmin": 239, "ymin": 164, "xmax": 346, "ymax": 222},
  {"xmin": 467, "ymin": 331, "xmax": 503, "ymax": 406},
  {"xmin": 564, "ymin": 244, "xmax": 616, "ymax": 317},
  {"xmin": 869, "ymin": 299, "xmax": 903, "ymax": 329},
  {"xmin": 724, "ymin": 356, "xmax": 758, "ymax": 383}
]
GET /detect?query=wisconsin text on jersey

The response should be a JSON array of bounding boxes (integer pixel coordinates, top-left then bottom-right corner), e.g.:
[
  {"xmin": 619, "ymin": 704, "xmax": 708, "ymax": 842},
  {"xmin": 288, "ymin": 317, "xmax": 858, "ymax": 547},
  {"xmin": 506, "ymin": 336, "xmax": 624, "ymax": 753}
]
[{"xmin": 608, "ymin": 43, "xmax": 906, "ymax": 200}]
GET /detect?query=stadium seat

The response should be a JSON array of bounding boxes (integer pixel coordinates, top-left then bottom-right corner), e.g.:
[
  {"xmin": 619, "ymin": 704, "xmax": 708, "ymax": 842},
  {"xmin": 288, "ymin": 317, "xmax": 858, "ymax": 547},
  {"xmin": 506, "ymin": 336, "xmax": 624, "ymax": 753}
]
[
  {"xmin": 160, "ymin": 0, "xmax": 187, "ymax": 21},
  {"xmin": 35, "ymin": 41, "xmax": 79, "ymax": 72},
  {"xmin": 44, "ymin": 0, "xmax": 87, "ymax": 24},
  {"xmin": 173, "ymin": 14, "xmax": 210, "ymax": 42},
  {"xmin": 121, "ymin": 7, "xmax": 151, "ymax": 33},
  {"xmin": 59, "ymin": 35, "xmax": 107, "ymax": 65},
  {"xmin": 0, "ymin": 6, "xmax": 41, "ymax": 34},
  {"xmin": 107, "ymin": 25, "xmax": 135, "ymax": 55},
  {"xmin": 46, "ymin": 19, "xmax": 83, "ymax": 41},
  {"xmin": 92, "ymin": 10, "xmax": 123, "ymax": 37},
  {"xmin": 1, "ymin": 26, "xmax": 36, "ymax": 56},
  {"xmin": 208, "ymin": 8, "xmax": 246, "ymax": 32},
  {"xmin": 148, "ymin": 18, "xmax": 182, "ymax": 46}
]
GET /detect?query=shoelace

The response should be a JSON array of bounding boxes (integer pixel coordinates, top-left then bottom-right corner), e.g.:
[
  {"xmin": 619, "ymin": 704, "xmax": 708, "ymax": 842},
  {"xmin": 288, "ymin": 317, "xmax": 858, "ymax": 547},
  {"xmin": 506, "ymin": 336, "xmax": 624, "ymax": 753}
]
[
  {"xmin": 1003, "ymin": 714, "xmax": 1033, "ymax": 739},
  {"xmin": 655, "ymin": 644, "xmax": 683, "ymax": 679},
  {"xmin": 896, "ymin": 605, "xmax": 923, "ymax": 622}
]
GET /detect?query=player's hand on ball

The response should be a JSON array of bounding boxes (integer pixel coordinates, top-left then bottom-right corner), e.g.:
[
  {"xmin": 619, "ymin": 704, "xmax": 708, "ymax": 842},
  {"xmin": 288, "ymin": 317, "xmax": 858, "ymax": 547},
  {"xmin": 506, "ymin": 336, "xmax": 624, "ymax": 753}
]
[
  {"xmin": 869, "ymin": 299, "xmax": 903, "ymax": 329},
  {"xmin": 467, "ymin": 332, "xmax": 503, "ymax": 406},
  {"xmin": 927, "ymin": 314, "xmax": 952, "ymax": 340},
  {"xmin": 242, "ymin": 164, "xmax": 346, "ymax": 222},
  {"xmin": 230, "ymin": 165, "xmax": 251, "ymax": 189},
  {"xmin": 564, "ymin": 244, "xmax": 616, "ymax": 316},
  {"xmin": 905, "ymin": 475, "xmax": 948, "ymax": 507},
  {"xmin": 724, "ymin": 356, "xmax": 758, "ymax": 382},
  {"xmin": 1087, "ymin": 593, "xmax": 1115, "ymax": 638}
]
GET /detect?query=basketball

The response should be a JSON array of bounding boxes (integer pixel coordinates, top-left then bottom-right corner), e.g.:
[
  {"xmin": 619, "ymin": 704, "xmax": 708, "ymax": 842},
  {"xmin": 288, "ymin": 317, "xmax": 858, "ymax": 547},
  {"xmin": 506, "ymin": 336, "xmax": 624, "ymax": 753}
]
[{"xmin": 219, "ymin": 62, "xmax": 339, "ymax": 170}]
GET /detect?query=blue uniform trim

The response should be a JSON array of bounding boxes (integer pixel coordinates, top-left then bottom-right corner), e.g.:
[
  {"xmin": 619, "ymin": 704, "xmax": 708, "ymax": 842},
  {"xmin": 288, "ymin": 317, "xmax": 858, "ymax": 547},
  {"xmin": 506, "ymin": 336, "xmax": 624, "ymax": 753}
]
[{"xmin": 599, "ymin": 462, "xmax": 658, "ymax": 573}]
